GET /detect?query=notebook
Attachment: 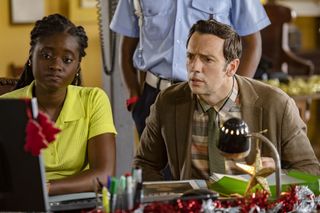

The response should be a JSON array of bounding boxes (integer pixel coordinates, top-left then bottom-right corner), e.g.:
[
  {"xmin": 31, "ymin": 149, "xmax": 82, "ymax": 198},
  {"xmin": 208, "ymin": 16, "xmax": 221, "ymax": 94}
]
[
  {"xmin": 0, "ymin": 98, "xmax": 97, "ymax": 212},
  {"xmin": 142, "ymin": 179, "xmax": 210, "ymax": 203}
]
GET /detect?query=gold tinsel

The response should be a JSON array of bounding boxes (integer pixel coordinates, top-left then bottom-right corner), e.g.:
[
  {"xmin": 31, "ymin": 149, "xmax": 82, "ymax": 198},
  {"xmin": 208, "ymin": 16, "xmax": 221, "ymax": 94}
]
[{"xmin": 263, "ymin": 75, "xmax": 320, "ymax": 96}]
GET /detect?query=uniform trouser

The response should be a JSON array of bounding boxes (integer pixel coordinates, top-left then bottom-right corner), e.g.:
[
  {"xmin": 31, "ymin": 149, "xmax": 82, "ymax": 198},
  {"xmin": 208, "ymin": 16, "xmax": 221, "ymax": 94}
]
[
  {"xmin": 132, "ymin": 83, "xmax": 172, "ymax": 180},
  {"xmin": 132, "ymin": 83, "xmax": 160, "ymax": 137}
]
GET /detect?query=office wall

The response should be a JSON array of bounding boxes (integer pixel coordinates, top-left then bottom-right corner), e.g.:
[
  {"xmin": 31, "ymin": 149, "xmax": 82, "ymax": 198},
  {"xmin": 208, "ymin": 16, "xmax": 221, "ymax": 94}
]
[
  {"xmin": 0, "ymin": 0, "xmax": 102, "ymax": 87},
  {"xmin": 293, "ymin": 17, "xmax": 319, "ymax": 50}
]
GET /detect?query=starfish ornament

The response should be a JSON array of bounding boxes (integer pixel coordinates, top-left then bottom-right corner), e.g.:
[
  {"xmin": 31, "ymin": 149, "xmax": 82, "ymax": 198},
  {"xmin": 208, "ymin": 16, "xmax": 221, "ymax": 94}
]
[{"xmin": 235, "ymin": 142, "xmax": 275, "ymax": 195}]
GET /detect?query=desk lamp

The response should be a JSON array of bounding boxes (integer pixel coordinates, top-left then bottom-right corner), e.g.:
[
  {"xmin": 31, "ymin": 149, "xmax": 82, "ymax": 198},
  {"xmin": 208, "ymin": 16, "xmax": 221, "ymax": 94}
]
[{"xmin": 218, "ymin": 118, "xmax": 281, "ymax": 198}]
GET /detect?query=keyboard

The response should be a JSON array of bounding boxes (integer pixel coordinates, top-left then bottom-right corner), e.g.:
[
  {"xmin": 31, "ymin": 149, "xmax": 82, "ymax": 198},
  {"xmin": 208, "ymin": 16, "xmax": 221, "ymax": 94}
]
[{"xmin": 49, "ymin": 192, "xmax": 98, "ymax": 212}]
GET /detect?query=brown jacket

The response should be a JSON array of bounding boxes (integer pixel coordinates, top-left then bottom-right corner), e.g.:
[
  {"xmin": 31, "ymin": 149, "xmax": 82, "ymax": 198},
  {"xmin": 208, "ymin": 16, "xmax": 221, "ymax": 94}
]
[{"xmin": 134, "ymin": 75, "xmax": 320, "ymax": 180}]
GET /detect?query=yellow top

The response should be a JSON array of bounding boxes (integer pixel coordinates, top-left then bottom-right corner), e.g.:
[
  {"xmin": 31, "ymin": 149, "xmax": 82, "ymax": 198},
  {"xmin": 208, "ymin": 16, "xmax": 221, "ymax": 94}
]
[{"xmin": 1, "ymin": 81, "xmax": 117, "ymax": 180}]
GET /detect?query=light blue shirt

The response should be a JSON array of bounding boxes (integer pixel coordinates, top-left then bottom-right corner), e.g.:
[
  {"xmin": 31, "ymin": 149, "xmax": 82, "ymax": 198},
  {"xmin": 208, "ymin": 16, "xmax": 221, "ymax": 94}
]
[{"xmin": 110, "ymin": 0, "xmax": 270, "ymax": 81}]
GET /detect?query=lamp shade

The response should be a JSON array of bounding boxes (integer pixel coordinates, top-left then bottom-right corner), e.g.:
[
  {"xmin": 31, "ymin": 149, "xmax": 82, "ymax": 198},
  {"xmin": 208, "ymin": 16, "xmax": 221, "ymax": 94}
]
[{"xmin": 218, "ymin": 118, "xmax": 250, "ymax": 159}]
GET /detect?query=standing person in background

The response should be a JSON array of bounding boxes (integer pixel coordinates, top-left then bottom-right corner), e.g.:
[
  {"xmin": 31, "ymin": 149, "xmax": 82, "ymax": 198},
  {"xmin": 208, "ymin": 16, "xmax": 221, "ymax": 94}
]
[
  {"xmin": 110, "ymin": 0, "xmax": 271, "ymax": 136},
  {"xmin": 1, "ymin": 14, "xmax": 117, "ymax": 195}
]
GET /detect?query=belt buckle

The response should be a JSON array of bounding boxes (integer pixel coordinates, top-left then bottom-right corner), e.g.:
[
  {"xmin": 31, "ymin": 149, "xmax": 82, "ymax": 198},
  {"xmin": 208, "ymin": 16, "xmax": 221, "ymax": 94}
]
[
  {"xmin": 146, "ymin": 72, "xmax": 173, "ymax": 90},
  {"xmin": 157, "ymin": 78, "xmax": 171, "ymax": 90}
]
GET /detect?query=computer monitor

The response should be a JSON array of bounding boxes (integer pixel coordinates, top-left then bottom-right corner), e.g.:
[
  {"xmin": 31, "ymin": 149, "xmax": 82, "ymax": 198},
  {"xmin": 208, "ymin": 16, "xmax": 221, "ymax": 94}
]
[{"xmin": 0, "ymin": 98, "xmax": 49, "ymax": 211}]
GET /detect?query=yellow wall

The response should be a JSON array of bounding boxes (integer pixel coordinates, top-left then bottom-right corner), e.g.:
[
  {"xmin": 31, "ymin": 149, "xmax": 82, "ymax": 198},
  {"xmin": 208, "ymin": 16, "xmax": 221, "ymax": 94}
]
[
  {"xmin": 0, "ymin": 0, "xmax": 102, "ymax": 87},
  {"xmin": 293, "ymin": 17, "xmax": 319, "ymax": 51}
]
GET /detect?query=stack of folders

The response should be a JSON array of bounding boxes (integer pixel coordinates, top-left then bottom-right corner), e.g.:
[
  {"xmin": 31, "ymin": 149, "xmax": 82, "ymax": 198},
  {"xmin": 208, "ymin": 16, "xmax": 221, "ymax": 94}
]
[
  {"xmin": 142, "ymin": 179, "xmax": 209, "ymax": 203},
  {"xmin": 209, "ymin": 170, "xmax": 319, "ymax": 198}
]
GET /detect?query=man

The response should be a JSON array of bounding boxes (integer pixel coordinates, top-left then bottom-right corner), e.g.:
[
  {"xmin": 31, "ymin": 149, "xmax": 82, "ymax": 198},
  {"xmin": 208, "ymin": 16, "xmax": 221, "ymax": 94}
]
[
  {"xmin": 110, "ymin": 0, "xmax": 271, "ymax": 136},
  {"xmin": 133, "ymin": 19, "xmax": 320, "ymax": 181}
]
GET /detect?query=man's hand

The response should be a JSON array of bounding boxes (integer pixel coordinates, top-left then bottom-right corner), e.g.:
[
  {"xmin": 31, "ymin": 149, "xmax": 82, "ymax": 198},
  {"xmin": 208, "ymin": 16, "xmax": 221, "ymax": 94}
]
[{"xmin": 261, "ymin": 157, "xmax": 275, "ymax": 171}]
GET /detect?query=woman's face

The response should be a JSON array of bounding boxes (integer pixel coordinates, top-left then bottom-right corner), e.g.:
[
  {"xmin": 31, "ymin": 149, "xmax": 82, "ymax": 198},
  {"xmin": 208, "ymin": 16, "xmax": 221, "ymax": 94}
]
[{"xmin": 31, "ymin": 32, "xmax": 80, "ymax": 92}]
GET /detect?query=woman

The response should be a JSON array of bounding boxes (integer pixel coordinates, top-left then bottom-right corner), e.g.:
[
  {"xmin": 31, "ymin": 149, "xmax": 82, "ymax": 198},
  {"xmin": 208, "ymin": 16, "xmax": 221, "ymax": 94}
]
[{"xmin": 1, "ymin": 14, "xmax": 116, "ymax": 195}]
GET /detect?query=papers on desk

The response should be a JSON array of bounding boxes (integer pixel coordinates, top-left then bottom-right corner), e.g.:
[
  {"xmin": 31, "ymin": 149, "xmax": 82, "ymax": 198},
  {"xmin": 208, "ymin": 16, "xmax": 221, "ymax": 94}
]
[
  {"xmin": 142, "ymin": 179, "xmax": 207, "ymax": 203},
  {"xmin": 210, "ymin": 173, "xmax": 249, "ymax": 182}
]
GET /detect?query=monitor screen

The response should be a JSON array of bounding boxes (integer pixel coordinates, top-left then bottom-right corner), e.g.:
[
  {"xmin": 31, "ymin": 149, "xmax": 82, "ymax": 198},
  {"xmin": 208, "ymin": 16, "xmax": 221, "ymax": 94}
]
[{"xmin": 0, "ymin": 98, "xmax": 49, "ymax": 211}]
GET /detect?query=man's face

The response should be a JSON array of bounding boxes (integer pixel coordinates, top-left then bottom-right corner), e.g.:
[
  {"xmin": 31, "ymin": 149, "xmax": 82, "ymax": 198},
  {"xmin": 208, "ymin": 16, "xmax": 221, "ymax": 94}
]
[{"xmin": 186, "ymin": 32, "xmax": 237, "ymax": 100}]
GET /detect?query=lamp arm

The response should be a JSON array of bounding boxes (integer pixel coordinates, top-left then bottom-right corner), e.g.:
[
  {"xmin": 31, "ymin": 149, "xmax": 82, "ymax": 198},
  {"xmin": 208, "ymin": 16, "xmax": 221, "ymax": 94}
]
[{"xmin": 249, "ymin": 132, "xmax": 282, "ymax": 199}]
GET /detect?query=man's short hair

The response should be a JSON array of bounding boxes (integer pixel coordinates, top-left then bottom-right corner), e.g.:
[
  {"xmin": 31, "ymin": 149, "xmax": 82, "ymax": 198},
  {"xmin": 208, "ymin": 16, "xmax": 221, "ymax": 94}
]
[{"xmin": 186, "ymin": 19, "xmax": 242, "ymax": 63}]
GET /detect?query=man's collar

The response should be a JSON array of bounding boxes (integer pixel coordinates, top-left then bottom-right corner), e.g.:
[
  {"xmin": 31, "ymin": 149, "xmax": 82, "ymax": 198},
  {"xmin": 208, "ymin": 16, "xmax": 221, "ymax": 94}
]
[{"xmin": 196, "ymin": 77, "xmax": 238, "ymax": 114}]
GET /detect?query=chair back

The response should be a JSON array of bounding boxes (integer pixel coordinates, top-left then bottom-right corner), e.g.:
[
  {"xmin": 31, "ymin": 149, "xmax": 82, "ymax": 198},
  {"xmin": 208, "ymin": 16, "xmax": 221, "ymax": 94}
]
[
  {"xmin": 261, "ymin": 3, "xmax": 314, "ymax": 76},
  {"xmin": 0, "ymin": 78, "xmax": 18, "ymax": 95}
]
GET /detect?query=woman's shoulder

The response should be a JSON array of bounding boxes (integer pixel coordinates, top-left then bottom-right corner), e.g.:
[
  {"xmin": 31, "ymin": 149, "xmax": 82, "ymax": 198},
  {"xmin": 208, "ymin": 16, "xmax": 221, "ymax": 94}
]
[{"xmin": 0, "ymin": 86, "xmax": 30, "ymax": 98}]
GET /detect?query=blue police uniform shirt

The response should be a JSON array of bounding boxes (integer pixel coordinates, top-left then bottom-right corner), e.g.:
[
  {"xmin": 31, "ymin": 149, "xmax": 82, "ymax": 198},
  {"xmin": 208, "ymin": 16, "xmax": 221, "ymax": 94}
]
[{"xmin": 110, "ymin": 0, "xmax": 270, "ymax": 81}]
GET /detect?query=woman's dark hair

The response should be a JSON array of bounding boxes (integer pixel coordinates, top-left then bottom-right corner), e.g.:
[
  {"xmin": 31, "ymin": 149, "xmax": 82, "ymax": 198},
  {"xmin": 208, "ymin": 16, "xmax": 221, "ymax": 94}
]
[
  {"xmin": 186, "ymin": 19, "xmax": 242, "ymax": 64},
  {"xmin": 15, "ymin": 13, "xmax": 88, "ymax": 89}
]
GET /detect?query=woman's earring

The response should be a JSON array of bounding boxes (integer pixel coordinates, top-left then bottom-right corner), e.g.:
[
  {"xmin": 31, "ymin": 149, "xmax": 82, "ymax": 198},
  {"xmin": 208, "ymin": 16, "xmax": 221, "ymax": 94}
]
[
  {"xmin": 74, "ymin": 70, "xmax": 81, "ymax": 86},
  {"xmin": 28, "ymin": 60, "xmax": 31, "ymax": 66}
]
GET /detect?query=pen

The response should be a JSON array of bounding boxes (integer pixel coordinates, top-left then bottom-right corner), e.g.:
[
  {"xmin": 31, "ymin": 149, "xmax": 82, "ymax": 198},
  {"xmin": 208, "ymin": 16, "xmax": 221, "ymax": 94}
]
[
  {"xmin": 133, "ymin": 167, "xmax": 143, "ymax": 207},
  {"xmin": 117, "ymin": 175, "xmax": 127, "ymax": 211},
  {"xmin": 106, "ymin": 175, "xmax": 112, "ymax": 191},
  {"xmin": 126, "ymin": 174, "xmax": 134, "ymax": 210},
  {"xmin": 110, "ymin": 178, "xmax": 118, "ymax": 213},
  {"xmin": 132, "ymin": 167, "xmax": 142, "ymax": 184},
  {"xmin": 102, "ymin": 186, "xmax": 110, "ymax": 213}
]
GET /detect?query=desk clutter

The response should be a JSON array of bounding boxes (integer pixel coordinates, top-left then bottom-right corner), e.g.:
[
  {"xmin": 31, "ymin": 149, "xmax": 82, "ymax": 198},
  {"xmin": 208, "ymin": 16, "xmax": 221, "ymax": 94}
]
[
  {"xmin": 141, "ymin": 185, "xmax": 320, "ymax": 212},
  {"xmin": 87, "ymin": 168, "xmax": 143, "ymax": 213},
  {"xmin": 87, "ymin": 183, "xmax": 320, "ymax": 212},
  {"xmin": 84, "ymin": 169, "xmax": 320, "ymax": 213}
]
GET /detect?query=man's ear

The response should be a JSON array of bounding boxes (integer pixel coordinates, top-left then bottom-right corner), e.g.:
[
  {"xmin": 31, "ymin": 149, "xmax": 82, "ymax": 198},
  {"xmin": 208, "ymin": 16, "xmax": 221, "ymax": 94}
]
[{"xmin": 226, "ymin": 59, "xmax": 240, "ymax": 77}]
